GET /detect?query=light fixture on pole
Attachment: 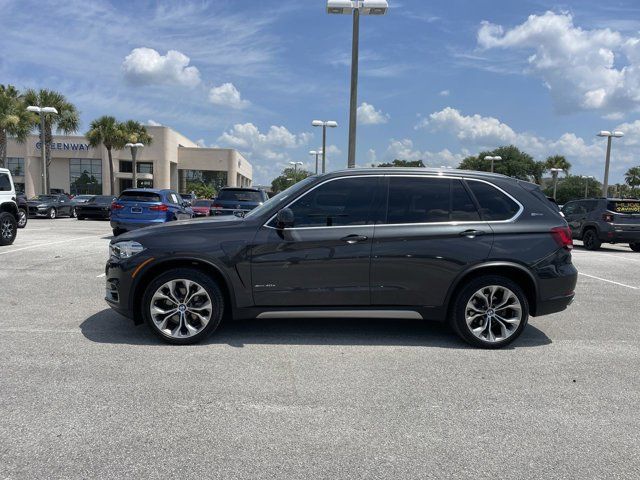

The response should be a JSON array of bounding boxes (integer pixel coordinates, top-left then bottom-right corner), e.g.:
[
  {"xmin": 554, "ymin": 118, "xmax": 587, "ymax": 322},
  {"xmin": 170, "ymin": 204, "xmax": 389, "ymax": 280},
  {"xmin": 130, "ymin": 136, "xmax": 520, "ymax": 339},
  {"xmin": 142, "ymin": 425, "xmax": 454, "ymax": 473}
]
[
  {"xmin": 311, "ymin": 120, "xmax": 337, "ymax": 173},
  {"xmin": 27, "ymin": 106, "xmax": 58, "ymax": 194},
  {"xmin": 581, "ymin": 175, "xmax": 595, "ymax": 199},
  {"xmin": 309, "ymin": 150, "xmax": 323, "ymax": 174},
  {"xmin": 549, "ymin": 168, "xmax": 563, "ymax": 200},
  {"xmin": 125, "ymin": 143, "xmax": 144, "ymax": 188},
  {"xmin": 597, "ymin": 130, "xmax": 624, "ymax": 198},
  {"xmin": 483, "ymin": 155, "xmax": 502, "ymax": 173},
  {"xmin": 326, "ymin": 0, "xmax": 388, "ymax": 168},
  {"xmin": 289, "ymin": 161, "xmax": 303, "ymax": 177}
]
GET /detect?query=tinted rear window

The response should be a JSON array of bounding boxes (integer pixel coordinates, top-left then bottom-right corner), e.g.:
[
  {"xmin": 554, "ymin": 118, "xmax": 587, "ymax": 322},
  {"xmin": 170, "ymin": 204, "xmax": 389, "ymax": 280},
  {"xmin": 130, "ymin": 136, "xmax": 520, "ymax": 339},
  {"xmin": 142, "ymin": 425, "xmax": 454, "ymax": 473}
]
[
  {"xmin": 193, "ymin": 200, "xmax": 213, "ymax": 207},
  {"xmin": 607, "ymin": 201, "xmax": 640, "ymax": 214},
  {"xmin": 467, "ymin": 181, "xmax": 520, "ymax": 221},
  {"xmin": 88, "ymin": 196, "xmax": 115, "ymax": 204},
  {"xmin": 118, "ymin": 191, "xmax": 161, "ymax": 202},
  {"xmin": 217, "ymin": 189, "xmax": 263, "ymax": 202}
]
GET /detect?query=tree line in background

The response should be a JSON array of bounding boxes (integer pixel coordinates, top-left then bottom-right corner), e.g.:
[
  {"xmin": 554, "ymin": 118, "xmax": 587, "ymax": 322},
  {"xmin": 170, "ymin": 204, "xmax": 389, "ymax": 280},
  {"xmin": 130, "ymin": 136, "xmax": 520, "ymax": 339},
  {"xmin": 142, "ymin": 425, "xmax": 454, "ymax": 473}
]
[{"xmin": 0, "ymin": 84, "xmax": 151, "ymax": 194}]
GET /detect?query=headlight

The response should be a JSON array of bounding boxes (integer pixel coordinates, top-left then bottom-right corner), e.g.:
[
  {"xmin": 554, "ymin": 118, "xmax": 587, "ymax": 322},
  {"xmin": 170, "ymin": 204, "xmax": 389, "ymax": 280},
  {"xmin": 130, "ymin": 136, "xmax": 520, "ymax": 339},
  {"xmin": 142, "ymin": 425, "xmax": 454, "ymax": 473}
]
[{"xmin": 110, "ymin": 241, "xmax": 145, "ymax": 259}]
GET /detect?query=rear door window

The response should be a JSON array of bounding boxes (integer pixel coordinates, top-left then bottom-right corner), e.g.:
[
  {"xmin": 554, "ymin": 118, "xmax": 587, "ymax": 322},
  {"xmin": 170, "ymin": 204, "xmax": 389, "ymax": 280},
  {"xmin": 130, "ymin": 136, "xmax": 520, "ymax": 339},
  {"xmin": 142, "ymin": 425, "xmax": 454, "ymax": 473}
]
[
  {"xmin": 466, "ymin": 180, "xmax": 520, "ymax": 221},
  {"xmin": 218, "ymin": 189, "xmax": 263, "ymax": 202},
  {"xmin": 386, "ymin": 177, "xmax": 480, "ymax": 224},
  {"xmin": 118, "ymin": 191, "xmax": 161, "ymax": 202}
]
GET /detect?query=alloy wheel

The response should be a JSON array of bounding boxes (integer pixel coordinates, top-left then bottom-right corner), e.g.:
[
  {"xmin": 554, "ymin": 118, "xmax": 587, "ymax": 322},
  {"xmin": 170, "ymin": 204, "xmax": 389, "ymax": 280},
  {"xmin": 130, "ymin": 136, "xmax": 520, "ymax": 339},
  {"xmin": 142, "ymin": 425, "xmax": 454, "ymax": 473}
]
[
  {"xmin": 149, "ymin": 279, "xmax": 213, "ymax": 339},
  {"xmin": 465, "ymin": 285, "xmax": 522, "ymax": 343},
  {"xmin": 17, "ymin": 210, "xmax": 27, "ymax": 228},
  {"xmin": 1, "ymin": 218, "xmax": 14, "ymax": 240},
  {"xmin": 49, "ymin": 208, "xmax": 56, "ymax": 219}
]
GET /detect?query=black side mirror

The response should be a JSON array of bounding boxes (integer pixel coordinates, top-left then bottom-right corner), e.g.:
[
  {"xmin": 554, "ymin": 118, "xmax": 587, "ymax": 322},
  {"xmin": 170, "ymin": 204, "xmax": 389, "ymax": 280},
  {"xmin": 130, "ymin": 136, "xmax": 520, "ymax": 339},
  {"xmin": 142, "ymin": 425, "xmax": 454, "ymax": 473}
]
[{"xmin": 276, "ymin": 208, "xmax": 294, "ymax": 228}]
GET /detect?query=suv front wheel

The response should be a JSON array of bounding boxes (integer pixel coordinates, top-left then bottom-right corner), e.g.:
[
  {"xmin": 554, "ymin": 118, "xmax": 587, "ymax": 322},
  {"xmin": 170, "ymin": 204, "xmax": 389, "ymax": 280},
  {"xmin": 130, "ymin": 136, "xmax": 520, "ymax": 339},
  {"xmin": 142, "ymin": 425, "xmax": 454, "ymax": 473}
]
[
  {"xmin": 630, "ymin": 243, "xmax": 640, "ymax": 252},
  {"xmin": 141, "ymin": 268, "xmax": 225, "ymax": 345},
  {"xmin": 0, "ymin": 212, "xmax": 17, "ymax": 246},
  {"xmin": 451, "ymin": 275, "xmax": 529, "ymax": 349}
]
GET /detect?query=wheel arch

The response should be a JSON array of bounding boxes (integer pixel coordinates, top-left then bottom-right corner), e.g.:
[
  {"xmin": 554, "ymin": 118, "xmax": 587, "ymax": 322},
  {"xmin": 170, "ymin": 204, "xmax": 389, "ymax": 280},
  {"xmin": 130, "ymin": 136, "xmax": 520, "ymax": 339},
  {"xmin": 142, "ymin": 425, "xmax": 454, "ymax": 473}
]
[
  {"xmin": 444, "ymin": 262, "xmax": 539, "ymax": 319},
  {"xmin": 131, "ymin": 257, "xmax": 235, "ymax": 325},
  {"xmin": 0, "ymin": 201, "xmax": 19, "ymax": 219}
]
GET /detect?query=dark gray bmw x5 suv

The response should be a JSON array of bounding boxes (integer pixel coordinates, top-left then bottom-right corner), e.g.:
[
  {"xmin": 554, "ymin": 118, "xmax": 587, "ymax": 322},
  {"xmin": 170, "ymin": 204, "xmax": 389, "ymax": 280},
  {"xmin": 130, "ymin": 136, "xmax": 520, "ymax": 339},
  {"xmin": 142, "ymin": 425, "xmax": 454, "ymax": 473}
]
[{"xmin": 105, "ymin": 168, "xmax": 577, "ymax": 348}]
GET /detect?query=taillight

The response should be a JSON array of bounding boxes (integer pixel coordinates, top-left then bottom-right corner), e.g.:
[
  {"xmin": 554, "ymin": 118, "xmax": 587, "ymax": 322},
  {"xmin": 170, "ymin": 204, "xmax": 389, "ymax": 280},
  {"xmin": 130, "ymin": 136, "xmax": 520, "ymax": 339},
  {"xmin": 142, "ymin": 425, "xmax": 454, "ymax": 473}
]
[
  {"xmin": 111, "ymin": 202, "xmax": 124, "ymax": 210},
  {"xmin": 551, "ymin": 226, "xmax": 573, "ymax": 250},
  {"xmin": 602, "ymin": 213, "xmax": 614, "ymax": 223},
  {"xmin": 149, "ymin": 204, "xmax": 169, "ymax": 211}
]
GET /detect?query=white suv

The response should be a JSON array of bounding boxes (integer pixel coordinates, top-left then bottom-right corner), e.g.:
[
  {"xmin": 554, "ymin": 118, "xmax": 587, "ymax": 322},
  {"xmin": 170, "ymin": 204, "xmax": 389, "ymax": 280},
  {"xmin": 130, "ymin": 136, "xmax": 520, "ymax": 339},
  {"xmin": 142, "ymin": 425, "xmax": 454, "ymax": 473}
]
[{"xmin": 0, "ymin": 167, "xmax": 18, "ymax": 246}]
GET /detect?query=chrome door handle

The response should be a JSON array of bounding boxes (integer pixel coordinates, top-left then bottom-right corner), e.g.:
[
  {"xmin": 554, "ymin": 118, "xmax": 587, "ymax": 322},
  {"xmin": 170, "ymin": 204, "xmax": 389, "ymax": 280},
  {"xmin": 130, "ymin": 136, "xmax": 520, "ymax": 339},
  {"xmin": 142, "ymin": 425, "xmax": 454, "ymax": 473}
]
[
  {"xmin": 341, "ymin": 234, "xmax": 368, "ymax": 244},
  {"xmin": 459, "ymin": 229, "xmax": 485, "ymax": 238}
]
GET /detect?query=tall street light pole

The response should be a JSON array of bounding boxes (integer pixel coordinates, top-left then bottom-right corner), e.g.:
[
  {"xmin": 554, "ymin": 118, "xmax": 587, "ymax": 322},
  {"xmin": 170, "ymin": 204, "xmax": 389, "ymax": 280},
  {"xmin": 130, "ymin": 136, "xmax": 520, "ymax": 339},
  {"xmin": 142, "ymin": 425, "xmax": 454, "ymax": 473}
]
[
  {"xmin": 312, "ymin": 120, "xmax": 337, "ymax": 173},
  {"xmin": 327, "ymin": 0, "xmax": 388, "ymax": 168},
  {"xmin": 309, "ymin": 150, "xmax": 323, "ymax": 174},
  {"xmin": 549, "ymin": 168, "xmax": 563, "ymax": 200},
  {"xmin": 27, "ymin": 106, "xmax": 58, "ymax": 194},
  {"xmin": 289, "ymin": 161, "xmax": 303, "ymax": 179},
  {"xmin": 484, "ymin": 155, "xmax": 502, "ymax": 173},
  {"xmin": 125, "ymin": 143, "xmax": 144, "ymax": 188},
  {"xmin": 597, "ymin": 130, "xmax": 624, "ymax": 198},
  {"xmin": 581, "ymin": 175, "xmax": 594, "ymax": 199}
]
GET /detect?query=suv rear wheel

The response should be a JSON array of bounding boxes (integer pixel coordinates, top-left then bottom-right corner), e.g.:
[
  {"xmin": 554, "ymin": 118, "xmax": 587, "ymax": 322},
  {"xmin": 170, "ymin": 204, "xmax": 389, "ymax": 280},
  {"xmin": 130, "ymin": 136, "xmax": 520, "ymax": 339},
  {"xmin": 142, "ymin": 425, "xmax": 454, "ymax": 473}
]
[
  {"xmin": 0, "ymin": 212, "xmax": 17, "ymax": 246},
  {"xmin": 451, "ymin": 275, "xmax": 529, "ymax": 349},
  {"xmin": 17, "ymin": 208, "xmax": 27, "ymax": 228},
  {"xmin": 582, "ymin": 229, "xmax": 601, "ymax": 251},
  {"xmin": 630, "ymin": 242, "xmax": 640, "ymax": 252},
  {"xmin": 141, "ymin": 268, "xmax": 225, "ymax": 345}
]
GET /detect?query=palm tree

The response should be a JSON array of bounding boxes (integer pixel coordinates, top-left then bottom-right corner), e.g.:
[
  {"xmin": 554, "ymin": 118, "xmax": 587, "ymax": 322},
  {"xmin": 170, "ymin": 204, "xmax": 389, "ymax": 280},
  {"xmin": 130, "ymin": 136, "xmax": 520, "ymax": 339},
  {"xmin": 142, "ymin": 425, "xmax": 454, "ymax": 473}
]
[
  {"xmin": 0, "ymin": 85, "xmax": 35, "ymax": 168},
  {"xmin": 544, "ymin": 155, "xmax": 571, "ymax": 174},
  {"xmin": 120, "ymin": 120, "xmax": 153, "ymax": 188},
  {"xmin": 624, "ymin": 166, "xmax": 640, "ymax": 189},
  {"xmin": 23, "ymin": 89, "xmax": 79, "ymax": 192},
  {"xmin": 85, "ymin": 116, "xmax": 125, "ymax": 195}
]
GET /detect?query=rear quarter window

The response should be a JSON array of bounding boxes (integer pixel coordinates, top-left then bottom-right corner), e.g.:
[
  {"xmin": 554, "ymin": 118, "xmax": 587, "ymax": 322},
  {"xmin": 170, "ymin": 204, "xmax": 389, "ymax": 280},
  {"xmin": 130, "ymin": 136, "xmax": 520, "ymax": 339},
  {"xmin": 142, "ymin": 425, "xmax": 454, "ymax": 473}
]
[
  {"xmin": 0, "ymin": 173, "xmax": 11, "ymax": 191},
  {"xmin": 118, "ymin": 191, "xmax": 161, "ymax": 202},
  {"xmin": 466, "ymin": 180, "xmax": 520, "ymax": 221}
]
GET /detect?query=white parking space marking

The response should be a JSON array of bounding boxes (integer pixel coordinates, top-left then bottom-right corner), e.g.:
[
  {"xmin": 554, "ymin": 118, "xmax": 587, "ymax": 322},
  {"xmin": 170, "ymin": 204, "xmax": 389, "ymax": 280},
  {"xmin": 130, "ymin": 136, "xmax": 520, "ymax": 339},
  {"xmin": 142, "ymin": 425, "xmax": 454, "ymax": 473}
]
[
  {"xmin": 573, "ymin": 250, "xmax": 640, "ymax": 263},
  {"xmin": 96, "ymin": 273, "xmax": 106, "ymax": 278},
  {"xmin": 0, "ymin": 235, "xmax": 104, "ymax": 256},
  {"xmin": 579, "ymin": 272, "xmax": 639, "ymax": 290}
]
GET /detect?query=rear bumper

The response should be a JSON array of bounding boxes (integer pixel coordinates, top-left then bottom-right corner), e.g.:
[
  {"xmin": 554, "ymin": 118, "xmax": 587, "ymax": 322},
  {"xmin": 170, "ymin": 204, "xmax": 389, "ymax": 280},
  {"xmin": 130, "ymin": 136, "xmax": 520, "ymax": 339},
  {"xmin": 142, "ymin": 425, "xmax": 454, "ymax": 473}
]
[
  {"xmin": 534, "ymin": 292, "xmax": 575, "ymax": 316},
  {"xmin": 599, "ymin": 230, "xmax": 640, "ymax": 243}
]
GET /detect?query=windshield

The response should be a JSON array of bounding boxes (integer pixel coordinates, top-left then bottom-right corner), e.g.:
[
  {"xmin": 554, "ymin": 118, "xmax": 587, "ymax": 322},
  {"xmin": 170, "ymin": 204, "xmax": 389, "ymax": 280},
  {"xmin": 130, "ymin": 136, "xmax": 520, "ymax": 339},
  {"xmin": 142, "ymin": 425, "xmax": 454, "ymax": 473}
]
[
  {"xmin": 31, "ymin": 195, "xmax": 55, "ymax": 201},
  {"xmin": 245, "ymin": 177, "xmax": 316, "ymax": 218},
  {"xmin": 607, "ymin": 200, "xmax": 640, "ymax": 214},
  {"xmin": 217, "ymin": 189, "xmax": 263, "ymax": 202}
]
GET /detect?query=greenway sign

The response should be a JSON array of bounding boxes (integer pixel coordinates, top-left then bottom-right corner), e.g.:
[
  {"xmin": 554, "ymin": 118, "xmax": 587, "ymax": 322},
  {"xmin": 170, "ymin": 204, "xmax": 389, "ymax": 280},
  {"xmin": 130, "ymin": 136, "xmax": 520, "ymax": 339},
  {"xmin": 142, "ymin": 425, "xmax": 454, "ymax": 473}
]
[{"xmin": 36, "ymin": 142, "xmax": 91, "ymax": 151}]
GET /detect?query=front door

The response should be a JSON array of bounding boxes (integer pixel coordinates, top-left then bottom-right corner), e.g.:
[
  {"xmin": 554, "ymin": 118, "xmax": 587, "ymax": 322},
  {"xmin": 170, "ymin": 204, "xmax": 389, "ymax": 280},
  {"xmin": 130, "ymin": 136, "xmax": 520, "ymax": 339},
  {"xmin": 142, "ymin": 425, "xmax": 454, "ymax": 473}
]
[
  {"xmin": 251, "ymin": 176, "xmax": 384, "ymax": 307},
  {"xmin": 371, "ymin": 176, "xmax": 494, "ymax": 308}
]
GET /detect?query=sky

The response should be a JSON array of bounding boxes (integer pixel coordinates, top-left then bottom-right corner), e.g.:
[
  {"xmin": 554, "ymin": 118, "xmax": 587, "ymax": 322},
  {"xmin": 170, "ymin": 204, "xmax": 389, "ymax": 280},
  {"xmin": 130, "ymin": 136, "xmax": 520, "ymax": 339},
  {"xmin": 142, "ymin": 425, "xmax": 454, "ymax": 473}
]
[{"xmin": 2, "ymin": 0, "xmax": 640, "ymax": 185}]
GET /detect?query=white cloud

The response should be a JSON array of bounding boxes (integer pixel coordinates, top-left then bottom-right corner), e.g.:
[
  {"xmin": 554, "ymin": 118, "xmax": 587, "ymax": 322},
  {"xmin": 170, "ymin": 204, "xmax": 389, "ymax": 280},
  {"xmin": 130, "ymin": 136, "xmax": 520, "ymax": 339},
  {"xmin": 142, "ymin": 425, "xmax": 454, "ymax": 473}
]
[
  {"xmin": 382, "ymin": 139, "xmax": 464, "ymax": 167},
  {"xmin": 439, "ymin": 90, "xmax": 450, "ymax": 97},
  {"xmin": 357, "ymin": 102, "xmax": 390, "ymax": 125},
  {"xmin": 208, "ymin": 83, "xmax": 250, "ymax": 109},
  {"xmin": 122, "ymin": 47, "xmax": 201, "ymax": 87},
  {"xmin": 146, "ymin": 119, "xmax": 162, "ymax": 126},
  {"xmin": 477, "ymin": 11, "xmax": 640, "ymax": 114}
]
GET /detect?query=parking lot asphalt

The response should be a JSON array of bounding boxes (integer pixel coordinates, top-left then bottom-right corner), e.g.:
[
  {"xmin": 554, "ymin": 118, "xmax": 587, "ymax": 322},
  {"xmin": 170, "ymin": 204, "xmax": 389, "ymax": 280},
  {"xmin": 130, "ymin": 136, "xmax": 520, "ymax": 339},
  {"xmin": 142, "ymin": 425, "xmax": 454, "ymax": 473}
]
[{"xmin": 1, "ymin": 219, "xmax": 639, "ymax": 479}]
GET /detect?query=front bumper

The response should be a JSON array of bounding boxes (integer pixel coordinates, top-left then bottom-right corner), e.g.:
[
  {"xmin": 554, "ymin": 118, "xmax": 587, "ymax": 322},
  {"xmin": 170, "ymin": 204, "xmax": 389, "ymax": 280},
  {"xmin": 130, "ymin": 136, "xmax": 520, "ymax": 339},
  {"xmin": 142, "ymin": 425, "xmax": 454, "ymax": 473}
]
[{"xmin": 105, "ymin": 254, "xmax": 151, "ymax": 323}]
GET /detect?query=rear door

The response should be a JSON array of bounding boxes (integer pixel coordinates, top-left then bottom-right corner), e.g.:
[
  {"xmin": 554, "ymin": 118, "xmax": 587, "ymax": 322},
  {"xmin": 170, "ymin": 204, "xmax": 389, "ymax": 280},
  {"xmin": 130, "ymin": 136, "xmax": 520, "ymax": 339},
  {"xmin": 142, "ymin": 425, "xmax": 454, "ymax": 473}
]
[
  {"xmin": 371, "ymin": 176, "xmax": 493, "ymax": 308},
  {"xmin": 562, "ymin": 201, "xmax": 587, "ymax": 235}
]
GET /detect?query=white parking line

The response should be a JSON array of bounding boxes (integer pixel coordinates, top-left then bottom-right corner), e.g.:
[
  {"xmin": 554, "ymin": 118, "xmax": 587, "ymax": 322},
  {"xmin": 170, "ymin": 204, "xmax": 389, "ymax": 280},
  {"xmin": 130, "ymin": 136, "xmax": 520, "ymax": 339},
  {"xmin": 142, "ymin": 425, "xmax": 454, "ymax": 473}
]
[
  {"xmin": 0, "ymin": 236, "xmax": 104, "ymax": 256},
  {"xmin": 579, "ymin": 272, "xmax": 639, "ymax": 290},
  {"xmin": 573, "ymin": 250, "xmax": 640, "ymax": 263},
  {"xmin": 96, "ymin": 273, "xmax": 106, "ymax": 278}
]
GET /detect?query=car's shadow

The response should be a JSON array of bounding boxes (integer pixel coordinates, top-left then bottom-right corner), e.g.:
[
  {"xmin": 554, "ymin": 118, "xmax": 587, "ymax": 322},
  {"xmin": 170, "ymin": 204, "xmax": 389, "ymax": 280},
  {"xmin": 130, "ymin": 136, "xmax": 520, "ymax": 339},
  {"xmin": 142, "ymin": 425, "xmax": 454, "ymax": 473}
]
[
  {"xmin": 572, "ymin": 241, "xmax": 634, "ymax": 253},
  {"xmin": 80, "ymin": 309, "xmax": 552, "ymax": 350}
]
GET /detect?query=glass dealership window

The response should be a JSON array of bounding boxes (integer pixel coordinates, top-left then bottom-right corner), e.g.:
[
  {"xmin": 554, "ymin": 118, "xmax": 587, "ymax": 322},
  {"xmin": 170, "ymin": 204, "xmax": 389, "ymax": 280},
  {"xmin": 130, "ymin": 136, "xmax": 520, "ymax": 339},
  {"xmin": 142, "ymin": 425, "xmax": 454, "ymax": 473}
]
[
  {"xmin": 183, "ymin": 170, "xmax": 228, "ymax": 191},
  {"xmin": 7, "ymin": 157, "xmax": 24, "ymax": 177},
  {"xmin": 137, "ymin": 162, "xmax": 153, "ymax": 174},
  {"xmin": 70, "ymin": 158, "xmax": 102, "ymax": 195},
  {"xmin": 119, "ymin": 161, "xmax": 133, "ymax": 173}
]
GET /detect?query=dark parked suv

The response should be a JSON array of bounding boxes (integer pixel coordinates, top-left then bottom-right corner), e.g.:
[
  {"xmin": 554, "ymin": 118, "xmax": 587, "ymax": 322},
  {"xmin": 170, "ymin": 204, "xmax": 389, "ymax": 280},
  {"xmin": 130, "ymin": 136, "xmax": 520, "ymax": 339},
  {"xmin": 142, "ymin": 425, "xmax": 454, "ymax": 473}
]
[
  {"xmin": 105, "ymin": 169, "xmax": 577, "ymax": 348},
  {"xmin": 562, "ymin": 198, "xmax": 640, "ymax": 251}
]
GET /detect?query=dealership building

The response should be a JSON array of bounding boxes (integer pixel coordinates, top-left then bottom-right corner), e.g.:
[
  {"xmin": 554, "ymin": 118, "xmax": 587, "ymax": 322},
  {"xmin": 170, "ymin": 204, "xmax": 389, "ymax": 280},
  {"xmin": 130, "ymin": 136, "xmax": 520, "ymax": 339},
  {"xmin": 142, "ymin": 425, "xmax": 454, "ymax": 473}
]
[{"xmin": 5, "ymin": 125, "xmax": 253, "ymax": 197}]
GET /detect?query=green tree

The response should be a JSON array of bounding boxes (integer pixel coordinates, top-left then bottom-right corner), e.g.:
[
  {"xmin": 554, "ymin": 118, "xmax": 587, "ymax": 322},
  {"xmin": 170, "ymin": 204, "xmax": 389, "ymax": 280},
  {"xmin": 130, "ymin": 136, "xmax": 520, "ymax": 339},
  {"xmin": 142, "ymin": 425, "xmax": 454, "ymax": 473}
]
[
  {"xmin": 458, "ymin": 145, "xmax": 545, "ymax": 183},
  {"xmin": 23, "ymin": 89, "xmax": 79, "ymax": 192},
  {"xmin": 544, "ymin": 155, "xmax": 572, "ymax": 174},
  {"xmin": 625, "ymin": 166, "xmax": 640, "ymax": 189},
  {"xmin": 542, "ymin": 175, "xmax": 603, "ymax": 204},
  {"xmin": 271, "ymin": 166, "xmax": 312, "ymax": 193},
  {"xmin": 120, "ymin": 120, "xmax": 153, "ymax": 188},
  {"xmin": 85, "ymin": 116, "xmax": 125, "ymax": 195},
  {"xmin": 186, "ymin": 181, "xmax": 216, "ymax": 199},
  {"xmin": 377, "ymin": 159, "xmax": 425, "ymax": 168},
  {"xmin": 0, "ymin": 85, "xmax": 35, "ymax": 168}
]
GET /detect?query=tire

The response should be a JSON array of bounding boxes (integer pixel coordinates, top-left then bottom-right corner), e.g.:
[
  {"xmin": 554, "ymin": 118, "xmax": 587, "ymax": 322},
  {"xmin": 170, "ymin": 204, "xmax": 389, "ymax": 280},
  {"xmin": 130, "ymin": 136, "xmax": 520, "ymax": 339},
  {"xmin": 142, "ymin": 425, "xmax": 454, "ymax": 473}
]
[
  {"xmin": 0, "ymin": 212, "xmax": 18, "ymax": 246},
  {"xmin": 141, "ymin": 268, "xmax": 225, "ymax": 345},
  {"xmin": 630, "ymin": 242, "xmax": 640, "ymax": 252},
  {"xmin": 17, "ymin": 208, "xmax": 28, "ymax": 228},
  {"xmin": 582, "ymin": 229, "xmax": 601, "ymax": 250},
  {"xmin": 112, "ymin": 228, "xmax": 124, "ymax": 237},
  {"xmin": 48, "ymin": 208, "xmax": 57, "ymax": 219},
  {"xmin": 70, "ymin": 207, "xmax": 76, "ymax": 218},
  {"xmin": 451, "ymin": 275, "xmax": 529, "ymax": 349},
  {"xmin": 77, "ymin": 215, "xmax": 85, "ymax": 220}
]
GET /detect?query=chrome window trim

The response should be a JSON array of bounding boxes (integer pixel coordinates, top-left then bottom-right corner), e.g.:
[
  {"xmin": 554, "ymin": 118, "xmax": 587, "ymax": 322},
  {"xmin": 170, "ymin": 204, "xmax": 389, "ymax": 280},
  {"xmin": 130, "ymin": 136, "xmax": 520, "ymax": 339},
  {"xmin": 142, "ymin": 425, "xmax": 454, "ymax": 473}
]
[{"xmin": 263, "ymin": 173, "xmax": 524, "ymax": 230}]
